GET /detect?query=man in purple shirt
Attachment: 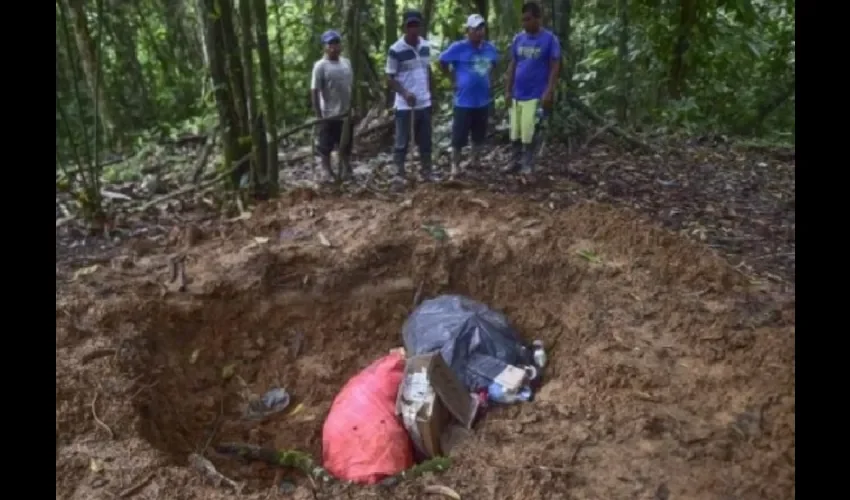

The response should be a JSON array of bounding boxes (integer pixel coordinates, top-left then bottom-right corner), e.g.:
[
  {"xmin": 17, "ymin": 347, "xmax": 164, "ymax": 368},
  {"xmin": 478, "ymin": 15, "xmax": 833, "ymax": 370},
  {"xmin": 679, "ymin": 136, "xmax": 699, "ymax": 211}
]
[{"xmin": 504, "ymin": 2, "xmax": 561, "ymax": 174}]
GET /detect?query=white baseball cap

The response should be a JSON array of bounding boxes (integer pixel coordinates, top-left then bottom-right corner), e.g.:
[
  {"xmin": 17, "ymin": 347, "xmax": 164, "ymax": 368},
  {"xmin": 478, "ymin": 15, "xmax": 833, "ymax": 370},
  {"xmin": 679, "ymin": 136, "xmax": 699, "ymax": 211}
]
[{"xmin": 466, "ymin": 14, "xmax": 486, "ymax": 28}]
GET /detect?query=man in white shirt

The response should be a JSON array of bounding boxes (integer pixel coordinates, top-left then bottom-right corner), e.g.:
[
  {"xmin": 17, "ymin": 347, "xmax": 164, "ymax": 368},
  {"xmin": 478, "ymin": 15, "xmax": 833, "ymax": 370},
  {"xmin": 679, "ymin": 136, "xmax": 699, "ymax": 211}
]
[
  {"xmin": 385, "ymin": 10, "xmax": 435, "ymax": 182},
  {"xmin": 311, "ymin": 30, "xmax": 354, "ymax": 181}
]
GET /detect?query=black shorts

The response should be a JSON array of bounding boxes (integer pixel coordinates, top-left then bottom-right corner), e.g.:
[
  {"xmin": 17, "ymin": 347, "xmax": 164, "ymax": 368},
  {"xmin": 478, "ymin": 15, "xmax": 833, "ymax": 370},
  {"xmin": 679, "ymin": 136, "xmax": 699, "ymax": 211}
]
[
  {"xmin": 451, "ymin": 106, "xmax": 489, "ymax": 149},
  {"xmin": 317, "ymin": 119, "xmax": 354, "ymax": 157}
]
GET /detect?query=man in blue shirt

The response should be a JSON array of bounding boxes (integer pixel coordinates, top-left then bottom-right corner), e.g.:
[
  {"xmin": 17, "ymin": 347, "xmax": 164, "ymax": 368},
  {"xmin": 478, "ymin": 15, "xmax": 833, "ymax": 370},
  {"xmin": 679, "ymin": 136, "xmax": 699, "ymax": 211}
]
[
  {"xmin": 504, "ymin": 2, "xmax": 561, "ymax": 174},
  {"xmin": 439, "ymin": 14, "xmax": 499, "ymax": 179}
]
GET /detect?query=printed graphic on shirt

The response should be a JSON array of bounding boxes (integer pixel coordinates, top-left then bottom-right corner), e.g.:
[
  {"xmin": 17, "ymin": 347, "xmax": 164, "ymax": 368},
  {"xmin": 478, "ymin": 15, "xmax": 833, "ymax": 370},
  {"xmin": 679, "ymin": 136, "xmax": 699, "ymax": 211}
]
[
  {"xmin": 516, "ymin": 45, "xmax": 542, "ymax": 60},
  {"xmin": 471, "ymin": 55, "xmax": 492, "ymax": 76}
]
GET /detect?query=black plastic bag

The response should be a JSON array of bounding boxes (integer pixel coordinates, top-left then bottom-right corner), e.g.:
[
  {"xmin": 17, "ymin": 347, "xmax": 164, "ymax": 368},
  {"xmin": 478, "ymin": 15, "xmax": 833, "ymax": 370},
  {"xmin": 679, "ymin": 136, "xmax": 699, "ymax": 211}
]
[{"xmin": 401, "ymin": 295, "xmax": 533, "ymax": 391}]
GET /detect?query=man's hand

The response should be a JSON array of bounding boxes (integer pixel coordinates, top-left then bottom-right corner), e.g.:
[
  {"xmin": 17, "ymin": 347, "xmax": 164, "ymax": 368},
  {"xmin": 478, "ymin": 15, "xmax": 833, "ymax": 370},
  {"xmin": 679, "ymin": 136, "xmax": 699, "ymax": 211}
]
[
  {"xmin": 505, "ymin": 92, "xmax": 512, "ymax": 108},
  {"xmin": 403, "ymin": 91, "xmax": 417, "ymax": 107},
  {"xmin": 541, "ymin": 89, "xmax": 554, "ymax": 109}
]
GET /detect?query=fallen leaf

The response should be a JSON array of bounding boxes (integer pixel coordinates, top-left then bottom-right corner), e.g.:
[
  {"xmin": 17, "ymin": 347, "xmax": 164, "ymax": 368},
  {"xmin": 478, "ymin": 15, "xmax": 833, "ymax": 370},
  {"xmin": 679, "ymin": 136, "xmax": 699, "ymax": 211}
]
[
  {"xmin": 468, "ymin": 197, "xmax": 490, "ymax": 209},
  {"xmin": 288, "ymin": 403, "xmax": 305, "ymax": 417},
  {"xmin": 423, "ymin": 485, "xmax": 461, "ymax": 499},
  {"xmin": 73, "ymin": 264, "xmax": 101, "ymax": 280},
  {"xmin": 317, "ymin": 232, "xmax": 332, "ymax": 247},
  {"xmin": 221, "ymin": 363, "xmax": 237, "ymax": 380},
  {"xmin": 189, "ymin": 349, "xmax": 200, "ymax": 365},
  {"xmin": 89, "ymin": 458, "xmax": 103, "ymax": 473},
  {"xmin": 576, "ymin": 249, "xmax": 602, "ymax": 263}
]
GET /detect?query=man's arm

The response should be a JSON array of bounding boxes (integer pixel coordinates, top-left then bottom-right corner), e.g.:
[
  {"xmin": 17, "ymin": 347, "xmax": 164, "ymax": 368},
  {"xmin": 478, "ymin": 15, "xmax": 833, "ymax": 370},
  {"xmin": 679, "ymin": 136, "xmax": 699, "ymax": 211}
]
[
  {"xmin": 310, "ymin": 62, "xmax": 324, "ymax": 118},
  {"xmin": 438, "ymin": 42, "xmax": 456, "ymax": 80},
  {"xmin": 385, "ymin": 48, "xmax": 409, "ymax": 97},
  {"xmin": 543, "ymin": 36, "xmax": 562, "ymax": 97}
]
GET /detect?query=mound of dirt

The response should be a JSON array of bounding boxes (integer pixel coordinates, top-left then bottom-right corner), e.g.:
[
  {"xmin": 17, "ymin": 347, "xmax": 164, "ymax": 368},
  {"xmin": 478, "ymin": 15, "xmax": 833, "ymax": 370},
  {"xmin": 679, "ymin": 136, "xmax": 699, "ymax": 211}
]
[{"xmin": 56, "ymin": 186, "xmax": 794, "ymax": 500}]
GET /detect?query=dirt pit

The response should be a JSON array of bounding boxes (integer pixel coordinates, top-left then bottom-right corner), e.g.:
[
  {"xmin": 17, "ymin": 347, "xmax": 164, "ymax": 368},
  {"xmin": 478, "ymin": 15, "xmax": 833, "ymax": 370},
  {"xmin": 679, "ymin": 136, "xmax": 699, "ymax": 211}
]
[{"xmin": 56, "ymin": 187, "xmax": 794, "ymax": 500}]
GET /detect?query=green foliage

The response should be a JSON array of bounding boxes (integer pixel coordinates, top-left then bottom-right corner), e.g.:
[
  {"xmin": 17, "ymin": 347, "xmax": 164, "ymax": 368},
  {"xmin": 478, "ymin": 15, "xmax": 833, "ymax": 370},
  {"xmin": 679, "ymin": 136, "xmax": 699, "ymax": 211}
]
[{"xmin": 56, "ymin": 0, "xmax": 795, "ymax": 175}]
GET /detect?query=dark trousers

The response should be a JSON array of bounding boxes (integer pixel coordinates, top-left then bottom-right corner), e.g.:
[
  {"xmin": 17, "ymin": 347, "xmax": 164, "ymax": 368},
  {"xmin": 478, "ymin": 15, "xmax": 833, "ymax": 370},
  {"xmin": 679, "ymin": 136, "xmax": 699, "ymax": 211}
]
[
  {"xmin": 394, "ymin": 106, "xmax": 432, "ymax": 172},
  {"xmin": 317, "ymin": 119, "xmax": 354, "ymax": 157},
  {"xmin": 451, "ymin": 106, "xmax": 488, "ymax": 149}
]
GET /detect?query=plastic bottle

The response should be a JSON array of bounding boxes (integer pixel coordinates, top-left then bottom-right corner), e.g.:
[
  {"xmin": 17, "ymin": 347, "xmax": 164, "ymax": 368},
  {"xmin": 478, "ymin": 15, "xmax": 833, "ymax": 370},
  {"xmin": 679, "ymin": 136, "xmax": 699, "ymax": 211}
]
[
  {"xmin": 487, "ymin": 382, "xmax": 533, "ymax": 404},
  {"xmin": 532, "ymin": 340, "xmax": 547, "ymax": 369}
]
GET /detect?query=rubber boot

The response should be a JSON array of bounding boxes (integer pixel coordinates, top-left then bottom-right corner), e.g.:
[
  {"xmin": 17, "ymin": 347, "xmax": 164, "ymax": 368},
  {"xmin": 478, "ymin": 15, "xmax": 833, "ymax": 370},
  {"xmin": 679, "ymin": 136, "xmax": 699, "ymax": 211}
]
[
  {"xmin": 340, "ymin": 155, "xmax": 353, "ymax": 181},
  {"xmin": 320, "ymin": 156, "xmax": 336, "ymax": 183},
  {"xmin": 470, "ymin": 145, "xmax": 482, "ymax": 171},
  {"xmin": 393, "ymin": 151, "xmax": 407, "ymax": 180},
  {"xmin": 450, "ymin": 149, "xmax": 462, "ymax": 179},
  {"xmin": 521, "ymin": 145, "xmax": 535, "ymax": 175},
  {"xmin": 419, "ymin": 157, "xmax": 434, "ymax": 183},
  {"xmin": 503, "ymin": 141, "xmax": 523, "ymax": 174}
]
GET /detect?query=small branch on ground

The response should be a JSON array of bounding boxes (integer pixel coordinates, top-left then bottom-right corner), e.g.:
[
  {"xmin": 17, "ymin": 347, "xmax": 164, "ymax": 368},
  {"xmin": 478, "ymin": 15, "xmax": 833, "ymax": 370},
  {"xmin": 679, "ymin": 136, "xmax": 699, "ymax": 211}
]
[
  {"xmin": 91, "ymin": 390, "xmax": 114, "ymax": 440},
  {"xmin": 567, "ymin": 95, "xmax": 656, "ymax": 154},
  {"xmin": 188, "ymin": 453, "xmax": 243, "ymax": 493},
  {"xmin": 192, "ymin": 128, "xmax": 218, "ymax": 184}
]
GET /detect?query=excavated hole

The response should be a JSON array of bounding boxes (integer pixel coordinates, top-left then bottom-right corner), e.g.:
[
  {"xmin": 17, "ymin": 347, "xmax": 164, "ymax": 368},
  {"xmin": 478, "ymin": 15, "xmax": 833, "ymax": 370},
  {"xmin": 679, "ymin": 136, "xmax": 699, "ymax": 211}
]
[{"xmin": 126, "ymin": 241, "xmax": 582, "ymax": 493}]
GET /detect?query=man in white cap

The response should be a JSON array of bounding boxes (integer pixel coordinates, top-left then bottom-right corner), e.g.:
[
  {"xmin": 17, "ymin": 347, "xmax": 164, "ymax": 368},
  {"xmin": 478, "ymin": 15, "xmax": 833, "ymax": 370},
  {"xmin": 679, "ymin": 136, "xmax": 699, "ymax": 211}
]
[{"xmin": 438, "ymin": 14, "xmax": 498, "ymax": 179}]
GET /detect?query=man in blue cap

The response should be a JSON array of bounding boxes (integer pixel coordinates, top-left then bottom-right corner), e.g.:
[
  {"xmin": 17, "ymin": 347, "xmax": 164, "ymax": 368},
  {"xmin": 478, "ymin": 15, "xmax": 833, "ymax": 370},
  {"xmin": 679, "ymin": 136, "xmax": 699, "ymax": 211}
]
[
  {"xmin": 311, "ymin": 30, "xmax": 354, "ymax": 181},
  {"xmin": 439, "ymin": 14, "xmax": 498, "ymax": 179},
  {"xmin": 385, "ymin": 10, "xmax": 435, "ymax": 182}
]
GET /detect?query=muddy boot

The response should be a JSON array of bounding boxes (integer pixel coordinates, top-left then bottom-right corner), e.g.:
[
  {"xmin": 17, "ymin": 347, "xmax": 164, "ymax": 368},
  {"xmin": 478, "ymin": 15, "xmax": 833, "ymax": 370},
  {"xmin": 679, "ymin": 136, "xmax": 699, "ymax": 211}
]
[
  {"xmin": 470, "ymin": 145, "xmax": 482, "ymax": 171},
  {"xmin": 502, "ymin": 141, "xmax": 523, "ymax": 174},
  {"xmin": 319, "ymin": 156, "xmax": 336, "ymax": 183},
  {"xmin": 450, "ymin": 149, "xmax": 462, "ymax": 179},
  {"xmin": 419, "ymin": 159, "xmax": 434, "ymax": 183},
  {"xmin": 393, "ymin": 151, "xmax": 408, "ymax": 182},
  {"xmin": 340, "ymin": 155, "xmax": 354, "ymax": 181},
  {"xmin": 521, "ymin": 146, "xmax": 535, "ymax": 175}
]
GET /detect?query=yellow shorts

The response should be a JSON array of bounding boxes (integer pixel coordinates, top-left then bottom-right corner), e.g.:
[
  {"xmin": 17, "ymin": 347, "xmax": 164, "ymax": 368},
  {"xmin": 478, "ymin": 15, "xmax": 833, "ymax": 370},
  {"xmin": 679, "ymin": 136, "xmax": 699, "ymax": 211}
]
[{"xmin": 509, "ymin": 99, "xmax": 539, "ymax": 145}]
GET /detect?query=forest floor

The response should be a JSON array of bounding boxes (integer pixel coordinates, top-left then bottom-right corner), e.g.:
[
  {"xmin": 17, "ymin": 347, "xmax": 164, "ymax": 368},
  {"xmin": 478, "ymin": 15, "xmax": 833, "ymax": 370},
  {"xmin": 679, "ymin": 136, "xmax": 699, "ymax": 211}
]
[{"xmin": 56, "ymin": 140, "xmax": 795, "ymax": 500}]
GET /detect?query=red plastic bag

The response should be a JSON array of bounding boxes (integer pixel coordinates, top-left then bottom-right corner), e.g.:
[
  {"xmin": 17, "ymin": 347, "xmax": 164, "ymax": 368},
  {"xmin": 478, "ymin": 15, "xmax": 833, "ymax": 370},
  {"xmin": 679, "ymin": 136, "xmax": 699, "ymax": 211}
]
[{"xmin": 322, "ymin": 352, "xmax": 413, "ymax": 484}]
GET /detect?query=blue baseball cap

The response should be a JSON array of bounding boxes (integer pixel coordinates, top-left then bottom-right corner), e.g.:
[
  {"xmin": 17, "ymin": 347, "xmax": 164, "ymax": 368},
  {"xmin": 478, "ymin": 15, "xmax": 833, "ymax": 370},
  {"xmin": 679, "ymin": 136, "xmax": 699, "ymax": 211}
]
[
  {"xmin": 402, "ymin": 10, "xmax": 423, "ymax": 26},
  {"xmin": 321, "ymin": 30, "xmax": 341, "ymax": 45}
]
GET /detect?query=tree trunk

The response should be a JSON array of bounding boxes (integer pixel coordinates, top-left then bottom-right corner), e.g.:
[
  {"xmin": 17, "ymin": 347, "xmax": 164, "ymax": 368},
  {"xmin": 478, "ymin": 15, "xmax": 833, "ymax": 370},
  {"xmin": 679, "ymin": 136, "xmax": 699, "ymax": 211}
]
[
  {"xmin": 238, "ymin": 0, "xmax": 267, "ymax": 196},
  {"xmin": 383, "ymin": 0, "xmax": 397, "ymax": 107},
  {"xmin": 65, "ymin": 0, "xmax": 117, "ymax": 140},
  {"xmin": 217, "ymin": 0, "xmax": 251, "ymax": 136},
  {"xmin": 668, "ymin": 0, "xmax": 697, "ymax": 99},
  {"xmin": 253, "ymin": 0, "xmax": 279, "ymax": 195},
  {"xmin": 615, "ymin": 0, "xmax": 629, "ymax": 124},
  {"xmin": 201, "ymin": 0, "xmax": 242, "ymax": 187},
  {"xmin": 338, "ymin": 0, "xmax": 360, "ymax": 178},
  {"xmin": 421, "ymin": 0, "xmax": 435, "ymax": 37}
]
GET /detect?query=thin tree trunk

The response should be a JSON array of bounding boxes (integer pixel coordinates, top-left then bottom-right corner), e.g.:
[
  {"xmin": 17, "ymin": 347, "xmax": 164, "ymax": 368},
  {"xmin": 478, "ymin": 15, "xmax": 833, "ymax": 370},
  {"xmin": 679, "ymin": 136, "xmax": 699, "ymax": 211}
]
[
  {"xmin": 615, "ymin": 0, "xmax": 629, "ymax": 123},
  {"xmin": 201, "ymin": 0, "xmax": 242, "ymax": 187},
  {"xmin": 65, "ymin": 0, "xmax": 117, "ymax": 140},
  {"xmin": 238, "ymin": 0, "xmax": 267, "ymax": 195},
  {"xmin": 253, "ymin": 0, "xmax": 279, "ymax": 194},
  {"xmin": 218, "ymin": 0, "xmax": 250, "ymax": 135},
  {"xmin": 668, "ymin": 0, "xmax": 697, "ymax": 99},
  {"xmin": 383, "ymin": 0, "xmax": 397, "ymax": 107}
]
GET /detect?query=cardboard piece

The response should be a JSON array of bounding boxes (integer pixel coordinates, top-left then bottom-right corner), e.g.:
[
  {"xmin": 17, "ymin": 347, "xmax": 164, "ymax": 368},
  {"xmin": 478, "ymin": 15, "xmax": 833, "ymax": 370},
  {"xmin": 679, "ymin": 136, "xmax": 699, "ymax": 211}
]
[{"xmin": 396, "ymin": 352, "xmax": 479, "ymax": 458}]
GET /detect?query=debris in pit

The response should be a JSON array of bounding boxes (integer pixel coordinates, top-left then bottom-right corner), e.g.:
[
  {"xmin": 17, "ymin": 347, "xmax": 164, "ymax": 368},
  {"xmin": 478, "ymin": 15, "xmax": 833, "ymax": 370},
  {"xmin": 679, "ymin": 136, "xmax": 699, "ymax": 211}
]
[
  {"xmin": 188, "ymin": 452, "xmax": 243, "ymax": 493},
  {"xmin": 244, "ymin": 387, "xmax": 292, "ymax": 420},
  {"xmin": 214, "ymin": 443, "xmax": 331, "ymax": 482},
  {"xmin": 322, "ymin": 352, "xmax": 413, "ymax": 484},
  {"xmin": 421, "ymin": 223, "xmax": 448, "ymax": 241},
  {"xmin": 396, "ymin": 352, "xmax": 479, "ymax": 458},
  {"xmin": 397, "ymin": 295, "xmax": 549, "ymax": 455},
  {"xmin": 220, "ymin": 363, "xmax": 237, "ymax": 380},
  {"xmin": 424, "ymin": 484, "xmax": 462, "ymax": 499}
]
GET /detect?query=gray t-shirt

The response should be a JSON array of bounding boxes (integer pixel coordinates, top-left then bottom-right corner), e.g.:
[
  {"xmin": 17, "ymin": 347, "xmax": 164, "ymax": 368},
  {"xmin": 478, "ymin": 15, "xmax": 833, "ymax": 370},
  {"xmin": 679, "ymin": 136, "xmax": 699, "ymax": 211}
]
[{"xmin": 310, "ymin": 57, "xmax": 353, "ymax": 118}]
